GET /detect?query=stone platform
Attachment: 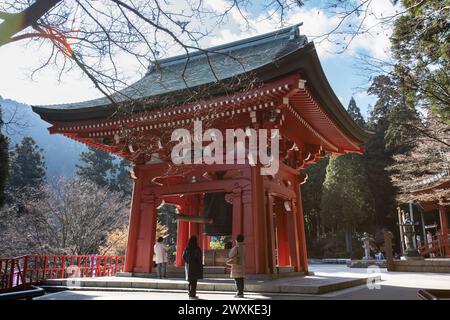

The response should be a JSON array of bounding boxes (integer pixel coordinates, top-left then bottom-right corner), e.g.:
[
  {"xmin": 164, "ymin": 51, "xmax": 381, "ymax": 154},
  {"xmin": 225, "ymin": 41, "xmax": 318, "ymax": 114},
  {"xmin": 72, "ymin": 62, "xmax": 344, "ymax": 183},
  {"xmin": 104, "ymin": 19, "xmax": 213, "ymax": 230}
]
[
  {"xmin": 392, "ymin": 258, "xmax": 450, "ymax": 273},
  {"xmin": 309, "ymin": 258, "xmax": 351, "ymax": 265},
  {"xmin": 347, "ymin": 260, "xmax": 387, "ymax": 268},
  {"xmin": 116, "ymin": 266, "xmax": 300, "ymax": 280},
  {"xmin": 40, "ymin": 272, "xmax": 380, "ymax": 295}
]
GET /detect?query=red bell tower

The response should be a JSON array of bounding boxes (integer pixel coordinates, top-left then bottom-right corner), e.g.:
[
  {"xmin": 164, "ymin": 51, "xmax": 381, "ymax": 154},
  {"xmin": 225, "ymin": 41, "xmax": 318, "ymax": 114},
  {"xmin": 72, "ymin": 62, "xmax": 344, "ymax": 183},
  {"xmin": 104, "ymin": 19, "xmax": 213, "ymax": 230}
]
[{"xmin": 33, "ymin": 25, "xmax": 371, "ymax": 276}]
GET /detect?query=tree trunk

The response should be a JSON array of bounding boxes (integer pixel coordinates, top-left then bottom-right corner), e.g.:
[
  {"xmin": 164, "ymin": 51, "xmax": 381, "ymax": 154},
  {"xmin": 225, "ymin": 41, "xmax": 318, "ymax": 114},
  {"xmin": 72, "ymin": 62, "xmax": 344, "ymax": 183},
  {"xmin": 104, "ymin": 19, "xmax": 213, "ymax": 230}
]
[
  {"xmin": 0, "ymin": 0, "xmax": 62, "ymax": 46},
  {"xmin": 316, "ymin": 212, "xmax": 321, "ymax": 239},
  {"xmin": 345, "ymin": 223, "xmax": 352, "ymax": 254}
]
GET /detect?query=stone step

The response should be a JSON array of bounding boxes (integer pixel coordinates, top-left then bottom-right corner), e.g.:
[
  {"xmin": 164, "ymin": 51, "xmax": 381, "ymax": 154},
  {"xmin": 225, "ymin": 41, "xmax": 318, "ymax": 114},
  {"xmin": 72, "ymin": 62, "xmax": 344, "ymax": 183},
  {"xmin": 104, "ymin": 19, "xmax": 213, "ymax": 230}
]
[
  {"xmin": 117, "ymin": 266, "xmax": 298, "ymax": 279},
  {"xmin": 117, "ymin": 266, "xmax": 229, "ymax": 279},
  {"xmin": 41, "ymin": 273, "xmax": 381, "ymax": 294},
  {"xmin": 118, "ymin": 272, "xmax": 231, "ymax": 279}
]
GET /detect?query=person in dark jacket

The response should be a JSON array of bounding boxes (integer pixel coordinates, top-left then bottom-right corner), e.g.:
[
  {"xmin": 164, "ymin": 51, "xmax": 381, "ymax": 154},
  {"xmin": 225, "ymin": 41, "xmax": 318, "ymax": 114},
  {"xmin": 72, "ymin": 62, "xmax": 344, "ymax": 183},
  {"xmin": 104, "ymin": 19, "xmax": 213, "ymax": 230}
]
[{"xmin": 183, "ymin": 236, "xmax": 203, "ymax": 299}]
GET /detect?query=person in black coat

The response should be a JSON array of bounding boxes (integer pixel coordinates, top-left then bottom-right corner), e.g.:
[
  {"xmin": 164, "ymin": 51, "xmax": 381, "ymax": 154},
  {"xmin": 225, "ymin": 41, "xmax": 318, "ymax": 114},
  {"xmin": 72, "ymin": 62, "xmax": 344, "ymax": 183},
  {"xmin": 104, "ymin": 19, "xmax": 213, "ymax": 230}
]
[{"xmin": 183, "ymin": 235, "xmax": 203, "ymax": 299}]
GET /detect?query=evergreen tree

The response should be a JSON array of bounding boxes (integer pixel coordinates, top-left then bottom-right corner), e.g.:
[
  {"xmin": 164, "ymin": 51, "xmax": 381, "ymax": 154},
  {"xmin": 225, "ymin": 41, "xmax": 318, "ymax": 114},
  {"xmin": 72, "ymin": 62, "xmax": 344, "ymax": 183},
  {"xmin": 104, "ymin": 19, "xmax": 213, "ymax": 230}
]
[
  {"xmin": 347, "ymin": 97, "xmax": 365, "ymax": 128},
  {"xmin": 320, "ymin": 98, "xmax": 375, "ymax": 254},
  {"xmin": 302, "ymin": 158, "xmax": 328, "ymax": 244},
  {"xmin": 76, "ymin": 147, "xmax": 117, "ymax": 188},
  {"xmin": 365, "ymin": 73, "xmax": 423, "ymax": 231},
  {"xmin": 367, "ymin": 75, "xmax": 420, "ymax": 154},
  {"xmin": 0, "ymin": 104, "xmax": 9, "ymax": 207},
  {"xmin": 114, "ymin": 159, "xmax": 132, "ymax": 196},
  {"xmin": 8, "ymin": 137, "xmax": 46, "ymax": 193},
  {"xmin": 363, "ymin": 72, "xmax": 425, "ymax": 249},
  {"xmin": 362, "ymin": 123, "xmax": 397, "ymax": 229},
  {"xmin": 76, "ymin": 147, "xmax": 132, "ymax": 195},
  {"xmin": 320, "ymin": 155, "xmax": 375, "ymax": 254},
  {"xmin": 391, "ymin": 0, "xmax": 449, "ymax": 123}
]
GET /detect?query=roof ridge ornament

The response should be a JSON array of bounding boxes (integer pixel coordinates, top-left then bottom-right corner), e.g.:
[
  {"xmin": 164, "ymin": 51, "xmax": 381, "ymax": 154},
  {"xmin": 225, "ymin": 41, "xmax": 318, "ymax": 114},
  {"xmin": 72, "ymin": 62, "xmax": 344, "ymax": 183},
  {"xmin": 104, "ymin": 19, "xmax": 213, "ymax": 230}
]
[{"xmin": 289, "ymin": 24, "xmax": 301, "ymax": 39}]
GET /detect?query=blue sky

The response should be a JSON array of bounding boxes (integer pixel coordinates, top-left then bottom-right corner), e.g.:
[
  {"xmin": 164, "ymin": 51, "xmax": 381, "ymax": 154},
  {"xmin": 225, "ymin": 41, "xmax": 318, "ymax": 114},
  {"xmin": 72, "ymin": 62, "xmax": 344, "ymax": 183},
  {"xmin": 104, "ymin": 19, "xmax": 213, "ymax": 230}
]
[
  {"xmin": 0, "ymin": 0, "xmax": 399, "ymax": 119},
  {"xmin": 323, "ymin": 55, "xmax": 374, "ymax": 118}
]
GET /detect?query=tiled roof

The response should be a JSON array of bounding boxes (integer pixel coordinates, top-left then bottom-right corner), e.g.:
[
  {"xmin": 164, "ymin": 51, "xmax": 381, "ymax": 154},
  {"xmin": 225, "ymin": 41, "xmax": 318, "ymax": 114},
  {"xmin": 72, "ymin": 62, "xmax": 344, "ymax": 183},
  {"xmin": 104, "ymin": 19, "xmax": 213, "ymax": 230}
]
[
  {"xmin": 34, "ymin": 24, "xmax": 306, "ymax": 111},
  {"xmin": 32, "ymin": 24, "xmax": 373, "ymax": 144}
]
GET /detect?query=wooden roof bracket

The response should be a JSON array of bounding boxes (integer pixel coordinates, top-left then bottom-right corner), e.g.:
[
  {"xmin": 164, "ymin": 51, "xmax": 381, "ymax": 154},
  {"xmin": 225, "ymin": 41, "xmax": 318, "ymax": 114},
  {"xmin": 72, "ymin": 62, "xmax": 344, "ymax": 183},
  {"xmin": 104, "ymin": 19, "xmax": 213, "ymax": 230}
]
[{"xmin": 281, "ymin": 88, "xmax": 339, "ymax": 153}]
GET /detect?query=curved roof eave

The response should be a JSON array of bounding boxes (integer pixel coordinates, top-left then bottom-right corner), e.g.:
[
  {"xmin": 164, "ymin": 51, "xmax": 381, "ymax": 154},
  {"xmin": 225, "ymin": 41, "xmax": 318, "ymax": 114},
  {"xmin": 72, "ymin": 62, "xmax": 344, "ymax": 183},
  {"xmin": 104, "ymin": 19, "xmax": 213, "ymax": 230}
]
[
  {"xmin": 283, "ymin": 43, "xmax": 373, "ymax": 144},
  {"xmin": 32, "ymin": 40, "xmax": 372, "ymax": 144},
  {"xmin": 231, "ymin": 42, "xmax": 373, "ymax": 144}
]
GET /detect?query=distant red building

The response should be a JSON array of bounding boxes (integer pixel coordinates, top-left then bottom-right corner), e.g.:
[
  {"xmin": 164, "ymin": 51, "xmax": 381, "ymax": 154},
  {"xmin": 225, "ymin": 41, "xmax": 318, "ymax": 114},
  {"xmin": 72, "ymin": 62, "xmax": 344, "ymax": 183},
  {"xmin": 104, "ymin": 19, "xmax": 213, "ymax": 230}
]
[
  {"xmin": 412, "ymin": 177, "xmax": 450, "ymax": 257},
  {"xmin": 33, "ymin": 25, "xmax": 370, "ymax": 275}
]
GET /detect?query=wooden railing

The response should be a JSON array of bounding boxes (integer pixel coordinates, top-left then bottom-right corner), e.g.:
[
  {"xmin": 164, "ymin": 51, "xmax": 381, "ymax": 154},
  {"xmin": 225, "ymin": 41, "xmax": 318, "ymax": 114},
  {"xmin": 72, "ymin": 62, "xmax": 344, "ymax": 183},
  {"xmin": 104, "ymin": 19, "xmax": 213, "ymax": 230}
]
[
  {"xmin": 418, "ymin": 235, "xmax": 450, "ymax": 258},
  {"xmin": 0, "ymin": 255, "xmax": 125, "ymax": 292}
]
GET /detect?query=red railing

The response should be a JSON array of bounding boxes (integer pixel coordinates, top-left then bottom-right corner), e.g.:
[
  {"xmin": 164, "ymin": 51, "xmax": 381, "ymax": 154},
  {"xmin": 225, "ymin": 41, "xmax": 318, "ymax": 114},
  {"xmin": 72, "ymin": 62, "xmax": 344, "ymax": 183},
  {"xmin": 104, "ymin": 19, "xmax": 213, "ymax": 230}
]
[
  {"xmin": 418, "ymin": 235, "xmax": 450, "ymax": 257},
  {"xmin": 0, "ymin": 255, "xmax": 125, "ymax": 292}
]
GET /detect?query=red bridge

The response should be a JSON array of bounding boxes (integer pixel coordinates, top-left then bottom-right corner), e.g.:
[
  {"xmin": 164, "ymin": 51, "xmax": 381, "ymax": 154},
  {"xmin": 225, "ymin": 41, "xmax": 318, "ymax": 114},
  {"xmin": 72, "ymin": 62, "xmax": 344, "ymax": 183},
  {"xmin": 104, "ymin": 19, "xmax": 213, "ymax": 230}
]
[{"xmin": 0, "ymin": 255, "xmax": 125, "ymax": 292}]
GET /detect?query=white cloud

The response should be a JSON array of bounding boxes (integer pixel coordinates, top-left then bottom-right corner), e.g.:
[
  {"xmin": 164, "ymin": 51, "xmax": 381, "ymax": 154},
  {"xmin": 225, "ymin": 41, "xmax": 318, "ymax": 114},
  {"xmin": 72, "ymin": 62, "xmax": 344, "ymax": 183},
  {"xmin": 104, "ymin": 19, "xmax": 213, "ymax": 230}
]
[
  {"xmin": 203, "ymin": 0, "xmax": 399, "ymax": 61},
  {"xmin": 0, "ymin": 41, "xmax": 101, "ymax": 106},
  {"xmin": 354, "ymin": 91, "xmax": 369, "ymax": 101},
  {"xmin": 344, "ymin": 0, "xmax": 399, "ymax": 59},
  {"xmin": 0, "ymin": 0, "xmax": 400, "ymax": 105}
]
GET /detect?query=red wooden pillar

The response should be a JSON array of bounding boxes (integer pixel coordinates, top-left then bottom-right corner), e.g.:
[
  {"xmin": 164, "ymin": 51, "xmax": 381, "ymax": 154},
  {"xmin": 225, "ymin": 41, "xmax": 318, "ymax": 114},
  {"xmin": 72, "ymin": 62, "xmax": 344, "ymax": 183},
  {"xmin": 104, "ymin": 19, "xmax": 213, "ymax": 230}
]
[
  {"xmin": 242, "ymin": 188, "xmax": 256, "ymax": 274},
  {"xmin": 439, "ymin": 204, "xmax": 449, "ymax": 256},
  {"xmin": 198, "ymin": 224, "xmax": 204, "ymax": 249},
  {"xmin": 138, "ymin": 194, "xmax": 158, "ymax": 273},
  {"xmin": 188, "ymin": 194, "xmax": 201, "ymax": 239},
  {"xmin": 293, "ymin": 177, "xmax": 308, "ymax": 273},
  {"xmin": 250, "ymin": 165, "xmax": 268, "ymax": 274},
  {"xmin": 176, "ymin": 195, "xmax": 201, "ymax": 266},
  {"xmin": 124, "ymin": 167, "xmax": 143, "ymax": 272},
  {"xmin": 266, "ymin": 194, "xmax": 276, "ymax": 273},
  {"xmin": 275, "ymin": 205, "xmax": 290, "ymax": 266},
  {"xmin": 203, "ymin": 236, "xmax": 211, "ymax": 250},
  {"xmin": 124, "ymin": 167, "xmax": 158, "ymax": 273},
  {"xmin": 261, "ymin": 190, "xmax": 272, "ymax": 274},
  {"xmin": 176, "ymin": 218, "xmax": 189, "ymax": 267},
  {"xmin": 232, "ymin": 188, "xmax": 243, "ymax": 239},
  {"xmin": 286, "ymin": 203, "xmax": 299, "ymax": 271},
  {"xmin": 197, "ymin": 195, "xmax": 205, "ymax": 248}
]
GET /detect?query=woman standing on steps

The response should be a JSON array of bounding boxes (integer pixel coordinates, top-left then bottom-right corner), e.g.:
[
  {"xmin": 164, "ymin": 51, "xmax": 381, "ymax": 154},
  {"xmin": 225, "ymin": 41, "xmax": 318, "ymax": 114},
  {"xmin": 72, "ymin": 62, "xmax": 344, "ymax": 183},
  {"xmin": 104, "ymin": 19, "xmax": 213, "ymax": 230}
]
[
  {"xmin": 183, "ymin": 236, "xmax": 203, "ymax": 299},
  {"xmin": 227, "ymin": 234, "xmax": 245, "ymax": 298}
]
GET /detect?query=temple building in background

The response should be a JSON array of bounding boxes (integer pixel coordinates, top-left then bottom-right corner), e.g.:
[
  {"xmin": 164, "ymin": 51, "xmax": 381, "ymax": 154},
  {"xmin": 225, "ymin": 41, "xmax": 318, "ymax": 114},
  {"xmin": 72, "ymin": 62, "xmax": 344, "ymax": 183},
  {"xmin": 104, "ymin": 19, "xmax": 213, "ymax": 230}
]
[{"xmin": 411, "ymin": 175, "xmax": 450, "ymax": 258}]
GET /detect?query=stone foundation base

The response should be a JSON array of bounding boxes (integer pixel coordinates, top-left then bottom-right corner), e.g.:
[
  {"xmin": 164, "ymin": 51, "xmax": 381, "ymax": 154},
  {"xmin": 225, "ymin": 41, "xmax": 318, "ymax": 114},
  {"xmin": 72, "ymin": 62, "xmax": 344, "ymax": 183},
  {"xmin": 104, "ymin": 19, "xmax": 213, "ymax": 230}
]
[
  {"xmin": 393, "ymin": 258, "xmax": 450, "ymax": 273},
  {"xmin": 347, "ymin": 260, "xmax": 387, "ymax": 268}
]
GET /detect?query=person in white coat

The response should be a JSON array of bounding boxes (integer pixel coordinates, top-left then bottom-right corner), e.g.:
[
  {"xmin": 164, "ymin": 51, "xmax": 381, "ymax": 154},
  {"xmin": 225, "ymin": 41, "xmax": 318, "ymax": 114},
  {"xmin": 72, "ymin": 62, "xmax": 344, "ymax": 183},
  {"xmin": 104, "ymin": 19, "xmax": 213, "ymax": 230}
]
[
  {"xmin": 227, "ymin": 234, "xmax": 245, "ymax": 298},
  {"xmin": 154, "ymin": 237, "xmax": 169, "ymax": 278}
]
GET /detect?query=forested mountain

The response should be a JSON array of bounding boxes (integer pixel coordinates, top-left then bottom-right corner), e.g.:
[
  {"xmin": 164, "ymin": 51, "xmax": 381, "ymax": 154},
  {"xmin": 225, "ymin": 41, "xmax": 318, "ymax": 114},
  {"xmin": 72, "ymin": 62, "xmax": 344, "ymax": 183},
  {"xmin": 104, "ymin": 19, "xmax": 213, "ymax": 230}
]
[{"xmin": 0, "ymin": 96, "xmax": 86, "ymax": 178}]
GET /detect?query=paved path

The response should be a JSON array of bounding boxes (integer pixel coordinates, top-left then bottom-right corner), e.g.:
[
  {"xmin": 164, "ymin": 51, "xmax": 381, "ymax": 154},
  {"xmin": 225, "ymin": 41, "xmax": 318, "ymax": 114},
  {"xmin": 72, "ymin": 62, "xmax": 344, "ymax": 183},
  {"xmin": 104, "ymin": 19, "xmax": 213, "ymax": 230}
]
[{"xmin": 36, "ymin": 264, "xmax": 450, "ymax": 300}]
